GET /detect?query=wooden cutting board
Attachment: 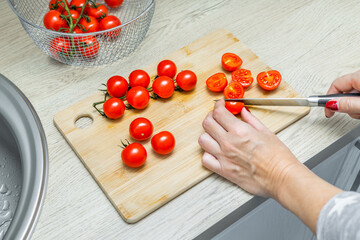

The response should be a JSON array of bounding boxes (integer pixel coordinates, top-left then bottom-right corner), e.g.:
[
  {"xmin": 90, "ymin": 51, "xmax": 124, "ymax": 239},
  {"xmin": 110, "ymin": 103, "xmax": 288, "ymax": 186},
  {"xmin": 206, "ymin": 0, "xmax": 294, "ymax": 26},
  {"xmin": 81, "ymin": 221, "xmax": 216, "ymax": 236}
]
[{"xmin": 54, "ymin": 29, "xmax": 310, "ymax": 223}]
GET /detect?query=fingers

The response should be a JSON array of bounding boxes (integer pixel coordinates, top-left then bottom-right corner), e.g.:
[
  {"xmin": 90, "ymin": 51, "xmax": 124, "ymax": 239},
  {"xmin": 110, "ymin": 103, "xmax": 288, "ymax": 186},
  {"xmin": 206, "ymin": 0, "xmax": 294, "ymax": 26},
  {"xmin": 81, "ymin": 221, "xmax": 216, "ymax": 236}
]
[
  {"xmin": 325, "ymin": 98, "xmax": 360, "ymax": 114},
  {"xmin": 202, "ymin": 111, "xmax": 227, "ymax": 142},
  {"xmin": 198, "ymin": 133, "xmax": 221, "ymax": 157},
  {"xmin": 212, "ymin": 99, "xmax": 247, "ymax": 131},
  {"xmin": 240, "ymin": 106, "xmax": 268, "ymax": 132},
  {"xmin": 201, "ymin": 152, "xmax": 221, "ymax": 174},
  {"xmin": 327, "ymin": 71, "xmax": 360, "ymax": 94}
]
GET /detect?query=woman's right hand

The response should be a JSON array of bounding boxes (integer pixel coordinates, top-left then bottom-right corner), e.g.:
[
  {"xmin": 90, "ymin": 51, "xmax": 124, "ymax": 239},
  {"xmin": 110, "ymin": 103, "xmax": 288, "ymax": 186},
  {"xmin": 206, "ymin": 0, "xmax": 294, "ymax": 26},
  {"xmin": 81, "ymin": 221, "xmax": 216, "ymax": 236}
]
[{"xmin": 325, "ymin": 71, "xmax": 360, "ymax": 119}]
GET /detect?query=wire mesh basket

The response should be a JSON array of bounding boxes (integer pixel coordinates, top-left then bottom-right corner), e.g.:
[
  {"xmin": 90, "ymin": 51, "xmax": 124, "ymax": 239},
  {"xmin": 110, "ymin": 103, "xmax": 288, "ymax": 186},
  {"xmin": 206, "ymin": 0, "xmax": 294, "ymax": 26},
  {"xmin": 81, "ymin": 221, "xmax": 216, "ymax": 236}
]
[{"xmin": 7, "ymin": 0, "xmax": 155, "ymax": 66}]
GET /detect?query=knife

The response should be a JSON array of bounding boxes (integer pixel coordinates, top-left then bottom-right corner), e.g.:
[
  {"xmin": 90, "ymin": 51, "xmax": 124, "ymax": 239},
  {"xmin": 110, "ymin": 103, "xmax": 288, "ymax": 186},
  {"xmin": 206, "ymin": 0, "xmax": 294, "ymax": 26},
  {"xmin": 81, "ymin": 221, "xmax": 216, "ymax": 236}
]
[{"xmin": 221, "ymin": 93, "xmax": 360, "ymax": 107}]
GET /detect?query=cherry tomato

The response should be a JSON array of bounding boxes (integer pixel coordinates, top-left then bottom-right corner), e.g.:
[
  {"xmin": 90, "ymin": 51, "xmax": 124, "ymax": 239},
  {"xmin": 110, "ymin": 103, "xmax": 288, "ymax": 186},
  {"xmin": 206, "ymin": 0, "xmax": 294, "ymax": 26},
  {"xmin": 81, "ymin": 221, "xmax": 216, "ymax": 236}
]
[
  {"xmin": 70, "ymin": 0, "xmax": 88, "ymax": 12},
  {"xmin": 157, "ymin": 60, "xmax": 177, "ymax": 78},
  {"xmin": 257, "ymin": 70, "xmax": 282, "ymax": 91},
  {"xmin": 224, "ymin": 82, "xmax": 244, "ymax": 99},
  {"xmin": 152, "ymin": 76, "xmax": 175, "ymax": 99},
  {"xmin": 175, "ymin": 70, "xmax": 197, "ymax": 91},
  {"xmin": 99, "ymin": 15, "xmax": 121, "ymax": 37},
  {"xmin": 107, "ymin": 76, "xmax": 128, "ymax": 98},
  {"xmin": 151, "ymin": 131, "xmax": 175, "ymax": 155},
  {"xmin": 49, "ymin": 0, "xmax": 69, "ymax": 12},
  {"xmin": 87, "ymin": 4, "xmax": 108, "ymax": 19},
  {"xmin": 129, "ymin": 70, "xmax": 150, "ymax": 88},
  {"xmin": 129, "ymin": 117, "xmax": 153, "ymax": 141},
  {"xmin": 121, "ymin": 142, "xmax": 147, "ymax": 168},
  {"xmin": 103, "ymin": 97, "xmax": 125, "ymax": 119},
  {"xmin": 232, "ymin": 69, "xmax": 253, "ymax": 88},
  {"xmin": 104, "ymin": 0, "xmax": 124, "ymax": 8},
  {"xmin": 126, "ymin": 86, "xmax": 150, "ymax": 109},
  {"xmin": 79, "ymin": 16, "xmax": 99, "ymax": 33},
  {"xmin": 49, "ymin": 37, "xmax": 71, "ymax": 58},
  {"xmin": 206, "ymin": 73, "xmax": 228, "ymax": 92},
  {"xmin": 77, "ymin": 36, "xmax": 99, "ymax": 58},
  {"xmin": 221, "ymin": 53, "xmax": 243, "ymax": 72},
  {"xmin": 62, "ymin": 9, "xmax": 80, "ymax": 24},
  {"xmin": 225, "ymin": 101, "xmax": 244, "ymax": 115},
  {"xmin": 43, "ymin": 10, "xmax": 68, "ymax": 31}
]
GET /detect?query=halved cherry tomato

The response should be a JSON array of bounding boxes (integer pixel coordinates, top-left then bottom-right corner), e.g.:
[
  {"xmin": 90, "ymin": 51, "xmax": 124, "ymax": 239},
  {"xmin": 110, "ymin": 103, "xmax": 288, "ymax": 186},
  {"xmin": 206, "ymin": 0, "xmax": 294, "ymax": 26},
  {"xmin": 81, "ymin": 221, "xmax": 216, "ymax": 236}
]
[
  {"xmin": 257, "ymin": 70, "xmax": 282, "ymax": 91},
  {"xmin": 221, "ymin": 53, "xmax": 242, "ymax": 72},
  {"xmin": 70, "ymin": 0, "xmax": 88, "ymax": 12},
  {"xmin": 77, "ymin": 36, "xmax": 99, "ymax": 58},
  {"xmin": 151, "ymin": 131, "xmax": 175, "ymax": 155},
  {"xmin": 224, "ymin": 82, "xmax": 244, "ymax": 99},
  {"xmin": 152, "ymin": 76, "xmax": 175, "ymax": 98},
  {"xmin": 103, "ymin": 97, "xmax": 125, "ymax": 119},
  {"xmin": 206, "ymin": 73, "xmax": 228, "ymax": 92},
  {"xmin": 43, "ymin": 10, "xmax": 68, "ymax": 31},
  {"xmin": 232, "ymin": 69, "xmax": 253, "ymax": 88},
  {"xmin": 225, "ymin": 101, "xmax": 244, "ymax": 115},
  {"xmin": 99, "ymin": 15, "xmax": 121, "ymax": 37},
  {"xmin": 107, "ymin": 75, "xmax": 128, "ymax": 98},
  {"xmin": 129, "ymin": 117, "xmax": 153, "ymax": 141},
  {"xmin": 62, "ymin": 9, "xmax": 80, "ymax": 24},
  {"xmin": 126, "ymin": 86, "xmax": 150, "ymax": 109},
  {"xmin": 49, "ymin": 0, "xmax": 69, "ymax": 12},
  {"xmin": 49, "ymin": 37, "xmax": 71, "ymax": 59},
  {"xmin": 87, "ymin": 4, "xmax": 108, "ymax": 19},
  {"xmin": 176, "ymin": 70, "xmax": 197, "ymax": 91},
  {"xmin": 121, "ymin": 142, "xmax": 147, "ymax": 168},
  {"xmin": 104, "ymin": 0, "xmax": 123, "ymax": 8},
  {"xmin": 129, "ymin": 70, "xmax": 150, "ymax": 88},
  {"xmin": 157, "ymin": 60, "xmax": 177, "ymax": 78},
  {"xmin": 79, "ymin": 16, "xmax": 99, "ymax": 33}
]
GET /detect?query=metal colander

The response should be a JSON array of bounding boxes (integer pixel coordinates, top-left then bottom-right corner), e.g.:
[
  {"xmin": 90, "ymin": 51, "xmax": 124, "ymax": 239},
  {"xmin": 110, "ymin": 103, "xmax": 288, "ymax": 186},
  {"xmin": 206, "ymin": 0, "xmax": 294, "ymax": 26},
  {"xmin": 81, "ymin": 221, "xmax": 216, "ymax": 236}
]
[{"xmin": 7, "ymin": 0, "xmax": 155, "ymax": 66}]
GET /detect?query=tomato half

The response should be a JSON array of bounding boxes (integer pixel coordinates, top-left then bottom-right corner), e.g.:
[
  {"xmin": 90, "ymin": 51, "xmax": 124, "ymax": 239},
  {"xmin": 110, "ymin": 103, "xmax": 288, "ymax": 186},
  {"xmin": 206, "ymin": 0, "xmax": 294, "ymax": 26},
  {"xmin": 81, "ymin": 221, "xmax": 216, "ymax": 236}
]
[
  {"xmin": 152, "ymin": 76, "xmax": 175, "ymax": 98},
  {"xmin": 224, "ymin": 82, "xmax": 244, "ymax": 99},
  {"xmin": 49, "ymin": 0, "xmax": 69, "ymax": 12},
  {"xmin": 49, "ymin": 37, "xmax": 71, "ymax": 59},
  {"xmin": 175, "ymin": 70, "xmax": 197, "ymax": 91},
  {"xmin": 43, "ymin": 10, "xmax": 68, "ymax": 31},
  {"xmin": 221, "ymin": 53, "xmax": 242, "ymax": 72},
  {"xmin": 232, "ymin": 69, "xmax": 253, "ymax": 88},
  {"xmin": 126, "ymin": 86, "xmax": 150, "ymax": 109},
  {"xmin": 225, "ymin": 101, "xmax": 244, "ymax": 115},
  {"xmin": 107, "ymin": 75, "xmax": 128, "ymax": 98},
  {"xmin": 206, "ymin": 73, "xmax": 228, "ymax": 92},
  {"xmin": 105, "ymin": 0, "xmax": 124, "ymax": 8},
  {"xmin": 121, "ymin": 142, "xmax": 147, "ymax": 168},
  {"xmin": 99, "ymin": 15, "xmax": 121, "ymax": 37},
  {"xmin": 103, "ymin": 97, "xmax": 125, "ymax": 119},
  {"xmin": 79, "ymin": 16, "xmax": 99, "ymax": 33},
  {"xmin": 257, "ymin": 70, "xmax": 282, "ymax": 91},
  {"xmin": 87, "ymin": 4, "xmax": 108, "ymax": 19},
  {"xmin": 129, "ymin": 70, "xmax": 150, "ymax": 88},
  {"xmin": 77, "ymin": 36, "xmax": 99, "ymax": 58},
  {"xmin": 157, "ymin": 60, "xmax": 177, "ymax": 78},
  {"xmin": 129, "ymin": 117, "xmax": 153, "ymax": 141},
  {"xmin": 151, "ymin": 131, "xmax": 175, "ymax": 155}
]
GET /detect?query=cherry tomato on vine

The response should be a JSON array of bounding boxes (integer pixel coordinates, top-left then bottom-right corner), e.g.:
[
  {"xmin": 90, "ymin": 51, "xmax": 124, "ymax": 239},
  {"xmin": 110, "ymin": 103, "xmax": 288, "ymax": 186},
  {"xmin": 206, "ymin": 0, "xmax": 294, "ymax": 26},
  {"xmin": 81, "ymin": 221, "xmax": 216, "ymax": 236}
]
[
  {"xmin": 43, "ymin": 10, "xmax": 68, "ymax": 31},
  {"xmin": 232, "ymin": 69, "xmax": 253, "ymax": 88},
  {"xmin": 129, "ymin": 117, "xmax": 153, "ymax": 141},
  {"xmin": 257, "ymin": 70, "xmax": 282, "ymax": 91},
  {"xmin": 87, "ymin": 4, "xmax": 108, "ymax": 19},
  {"xmin": 152, "ymin": 76, "xmax": 175, "ymax": 99},
  {"xmin": 49, "ymin": 0, "xmax": 69, "ymax": 12},
  {"xmin": 126, "ymin": 86, "xmax": 150, "ymax": 109},
  {"xmin": 70, "ymin": 0, "xmax": 88, "ymax": 12},
  {"xmin": 105, "ymin": 0, "xmax": 124, "ymax": 8},
  {"xmin": 79, "ymin": 16, "xmax": 99, "ymax": 33},
  {"xmin": 103, "ymin": 97, "xmax": 125, "ymax": 119},
  {"xmin": 157, "ymin": 60, "xmax": 177, "ymax": 78},
  {"xmin": 77, "ymin": 36, "xmax": 99, "ymax": 58},
  {"xmin": 99, "ymin": 15, "xmax": 122, "ymax": 37},
  {"xmin": 107, "ymin": 75, "xmax": 128, "ymax": 98},
  {"xmin": 129, "ymin": 70, "xmax": 150, "ymax": 88},
  {"xmin": 175, "ymin": 70, "xmax": 197, "ymax": 91},
  {"xmin": 206, "ymin": 73, "xmax": 228, "ymax": 92},
  {"xmin": 121, "ymin": 142, "xmax": 147, "ymax": 168},
  {"xmin": 225, "ymin": 101, "xmax": 244, "ymax": 115},
  {"xmin": 221, "ymin": 53, "xmax": 242, "ymax": 72},
  {"xmin": 224, "ymin": 82, "xmax": 244, "ymax": 99},
  {"xmin": 151, "ymin": 131, "xmax": 175, "ymax": 155},
  {"xmin": 62, "ymin": 9, "xmax": 80, "ymax": 24},
  {"xmin": 49, "ymin": 37, "xmax": 71, "ymax": 59}
]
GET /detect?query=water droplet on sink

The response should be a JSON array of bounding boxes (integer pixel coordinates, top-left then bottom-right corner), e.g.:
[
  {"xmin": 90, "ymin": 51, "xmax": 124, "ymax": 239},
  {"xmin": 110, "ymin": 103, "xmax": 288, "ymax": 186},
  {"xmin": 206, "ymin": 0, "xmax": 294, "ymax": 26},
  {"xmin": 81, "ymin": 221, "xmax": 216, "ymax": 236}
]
[
  {"xmin": 5, "ymin": 191, "xmax": 11, "ymax": 196},
  {"xmin": 2, "ymin": 201, "xmax": 9, "ymax": 211},
  {"xmin": 0, "ymin": 185, "xmax": 7, "ymax": 195}
]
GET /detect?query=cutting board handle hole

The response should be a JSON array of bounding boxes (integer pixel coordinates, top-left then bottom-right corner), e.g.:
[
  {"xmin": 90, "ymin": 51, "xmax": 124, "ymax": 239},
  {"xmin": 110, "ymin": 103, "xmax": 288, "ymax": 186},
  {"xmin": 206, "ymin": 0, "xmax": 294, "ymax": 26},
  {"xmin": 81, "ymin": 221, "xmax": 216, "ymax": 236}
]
[{"xmin": 75, "ymin": 115, "xmax": 93, "ymax": 129}]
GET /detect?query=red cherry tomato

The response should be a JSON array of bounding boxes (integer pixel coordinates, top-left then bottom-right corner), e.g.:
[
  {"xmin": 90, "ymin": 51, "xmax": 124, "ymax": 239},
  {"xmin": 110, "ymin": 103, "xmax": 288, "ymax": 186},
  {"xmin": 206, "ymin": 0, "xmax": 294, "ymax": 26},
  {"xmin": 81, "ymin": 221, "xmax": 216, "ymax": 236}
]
[
  {"xmin": 157, "ymin": 60, "xmax": 177, "ymax": 78},
  {"xmin": 49, "ymin": 0, "xmax": 69, "ymax": 12},
  {"xmin": 206, "ymin": 73, "xmax": 228, "ymax": 92},
  {"xmin": 175, "ymin": 70, "xmax": 197, "ymax": 91},
  {"xmin": 152, "ymin": 76, "xmax": 175, "ymax": 99},
  {"xmin": 221, "ymin": 53, "xmax": 242, "ymax": 72},
  {"xmin": 104, "ymin": 0, "xmax": 123, "ymax": 8},
  {"xmin": 225, "ymin": 101, "xmax": 244, "ymax": 115},
  {"xmin": 151, "ymin": 131, "xmax": 175, "ymax": 155},
  {"xmin": 126, "ymin": 86, "xmax": 150, "ymax": 109},
  {"xmin": 62, "ymin": 9, "xmax": 80, "ymax": 24},
  {"xmin": 107, "ymin": 76, "xmax": 128, "ymax": 98},
  {"xmin": 232, "ymin": 69, "xmax": 253, "ymax": 88},
  {"xmin": 129, "ymin": 117, "xmax": 153, "ymax": 141},
  {"xmin": 49, "ymin": 37, "xmax": 71, "ymax": 58},
  {"xmin": 121, "ymin": 142, "xmax": 147, "ymax": 168},
  {"xmin": 87, "ymin": 4, "xmax": 108, "ymax": 19},
  {"xmin": 79, "ymin": 16, "xmax": 99, "ymax": 33},
  {"xmin": 70, "ymin": 0, "xmax": 88, "ymax": 12},
  {"xmin": 129, "ymin": 70, "xmax": 150, "ymax": 88},
  {"xmin": 224, "ymin": 82, "xmax": 244, "ymax": 99},
  {"xmin": 99, "ymin": 15, "xmax": 121, "ymax": 37},
  {"xmin": 103, "ymin": 98, "xmax": 125, "ymax": 119},
  {"xmin": 257, "ymin": 70, "xmax": 282, "ymax": 91},
  {"xmin": 43, "ymin": 10, "xmax": 68, "ymax": 31},
  {"xmin": 77, "ymin": 36, "xmax": 99, "ymax": 58}
]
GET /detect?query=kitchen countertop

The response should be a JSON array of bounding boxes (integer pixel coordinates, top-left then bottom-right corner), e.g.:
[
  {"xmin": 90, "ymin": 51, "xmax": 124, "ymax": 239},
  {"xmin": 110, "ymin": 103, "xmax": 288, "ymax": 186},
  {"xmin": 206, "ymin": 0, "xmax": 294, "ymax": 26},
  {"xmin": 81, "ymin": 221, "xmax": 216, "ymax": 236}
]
[{"xmin": 0, "ymin": 0, "xmax": 359, "ymax": 239}]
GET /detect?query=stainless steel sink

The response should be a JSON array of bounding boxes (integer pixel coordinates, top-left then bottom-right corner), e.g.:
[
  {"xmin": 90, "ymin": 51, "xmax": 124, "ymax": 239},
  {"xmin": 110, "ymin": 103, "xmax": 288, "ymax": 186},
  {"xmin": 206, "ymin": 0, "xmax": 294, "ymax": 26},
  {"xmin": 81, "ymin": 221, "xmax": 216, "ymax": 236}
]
[{"xmin": 0, "ymin": 74, "xmax": 48, "ymax": 240}]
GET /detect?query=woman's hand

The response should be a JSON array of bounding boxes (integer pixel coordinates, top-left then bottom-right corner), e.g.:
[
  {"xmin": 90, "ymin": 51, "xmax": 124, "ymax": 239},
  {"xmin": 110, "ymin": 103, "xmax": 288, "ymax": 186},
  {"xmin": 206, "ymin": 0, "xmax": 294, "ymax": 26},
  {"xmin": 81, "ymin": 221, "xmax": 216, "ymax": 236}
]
[{"xmin": 325, "ymin": 71, "xmax": 360, "ymax": 119}]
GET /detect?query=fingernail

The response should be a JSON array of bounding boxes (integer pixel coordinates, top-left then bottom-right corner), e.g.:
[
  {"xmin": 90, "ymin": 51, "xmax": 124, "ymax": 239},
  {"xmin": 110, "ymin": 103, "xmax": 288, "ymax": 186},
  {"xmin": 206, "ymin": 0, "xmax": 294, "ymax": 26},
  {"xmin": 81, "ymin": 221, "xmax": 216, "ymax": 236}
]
[
  {"xmin": 325, "ymin": 100, "xmax": 338, "ymax": 111},
  {"xmin": 245, "ymin": 106, "xmax": 251, "ymax": 112}
]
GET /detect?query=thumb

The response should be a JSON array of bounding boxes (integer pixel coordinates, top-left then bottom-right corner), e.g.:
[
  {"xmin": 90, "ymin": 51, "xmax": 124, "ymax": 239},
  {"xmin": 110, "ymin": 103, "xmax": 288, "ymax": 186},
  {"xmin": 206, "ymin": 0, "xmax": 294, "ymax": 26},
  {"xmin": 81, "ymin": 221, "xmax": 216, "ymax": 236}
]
[{"xmin": 326, "ymin": 98, "xmax": 360, "ymax": 114}]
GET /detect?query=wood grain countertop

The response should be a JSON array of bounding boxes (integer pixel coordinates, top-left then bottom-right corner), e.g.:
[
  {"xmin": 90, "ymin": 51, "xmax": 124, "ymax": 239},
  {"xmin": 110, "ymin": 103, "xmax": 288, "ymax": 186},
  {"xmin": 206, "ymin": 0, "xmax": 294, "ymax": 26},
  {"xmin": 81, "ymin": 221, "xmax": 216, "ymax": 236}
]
[{"xmin": 0, "ymin": 0, "xmax": 359, "ymax": 239}]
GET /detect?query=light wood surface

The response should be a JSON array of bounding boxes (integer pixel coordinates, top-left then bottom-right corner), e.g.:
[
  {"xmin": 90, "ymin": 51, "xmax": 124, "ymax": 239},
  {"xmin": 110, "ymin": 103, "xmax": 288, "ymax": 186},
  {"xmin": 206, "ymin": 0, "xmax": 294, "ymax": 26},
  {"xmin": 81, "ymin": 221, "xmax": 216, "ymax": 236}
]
[
  {"xmin": 54, "ymin": 29, "xmax": 309, "ymax": 223},
  {"xmin": 0, "ymin": 0, "xmax": 360, "ymax": 239}
]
